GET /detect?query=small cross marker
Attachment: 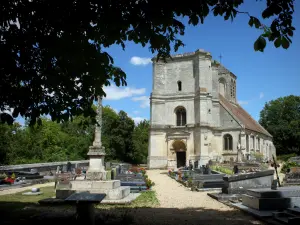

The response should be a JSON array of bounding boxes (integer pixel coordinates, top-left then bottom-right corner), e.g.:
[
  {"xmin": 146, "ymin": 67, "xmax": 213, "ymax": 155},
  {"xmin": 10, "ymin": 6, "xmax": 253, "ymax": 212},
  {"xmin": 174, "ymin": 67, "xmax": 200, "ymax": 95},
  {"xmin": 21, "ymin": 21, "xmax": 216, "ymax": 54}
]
[{"xmin": 219, "ymin": 54, "xmax": 223, "ymax": 63}]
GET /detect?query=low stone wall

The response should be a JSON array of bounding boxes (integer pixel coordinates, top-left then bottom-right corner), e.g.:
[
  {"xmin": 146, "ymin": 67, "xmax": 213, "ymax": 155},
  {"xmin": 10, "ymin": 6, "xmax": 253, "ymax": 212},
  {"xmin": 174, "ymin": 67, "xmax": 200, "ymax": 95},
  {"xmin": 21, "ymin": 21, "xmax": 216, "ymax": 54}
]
[
  {"xmin": 0, "ymin": 160, "xmax": 89, "ymax": 174},
  {"xmin": 0, "ymin": 161, "xmax": 129, "ymax": 175}
]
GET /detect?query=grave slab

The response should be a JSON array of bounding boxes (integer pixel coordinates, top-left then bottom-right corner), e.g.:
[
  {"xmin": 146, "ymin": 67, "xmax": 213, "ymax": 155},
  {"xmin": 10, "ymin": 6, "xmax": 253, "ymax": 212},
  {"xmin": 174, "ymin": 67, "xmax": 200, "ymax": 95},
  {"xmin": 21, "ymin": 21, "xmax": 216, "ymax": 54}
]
[
  {"xmin": 65, "ymin": 192, "xmax": 106, "ymax": 225},
  {"xmin": 38, "ymin": 198, "xmax": 66, "ymax": 205},
  {"xmin": 207, "ymin": 192, "xmax": 241, "ymax": 202},
  {"xmin": 22, "ymin": 191, "xmax": 43, "ymax": 196},
  {"xmin": 242, "ymin": 194, "xmax": 300, "ymax": 210},
  {"xmin": 246, "ymin": 187, "xmax": 300, "ymax": 198},
  {"xmin": 101, "ymin": 193, "xmax": 140, "ymax": 204}
]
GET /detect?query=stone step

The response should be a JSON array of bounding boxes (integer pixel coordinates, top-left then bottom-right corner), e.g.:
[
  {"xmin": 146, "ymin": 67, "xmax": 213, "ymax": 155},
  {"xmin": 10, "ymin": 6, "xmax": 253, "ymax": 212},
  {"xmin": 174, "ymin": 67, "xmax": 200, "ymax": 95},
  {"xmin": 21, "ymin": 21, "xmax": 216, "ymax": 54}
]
[
  {"xmin": 287, "ymin": 208, "xmax": 300, "ymax": 216},
  {"xmin": 273, "ymin": 212, "xmax": 300, "ymax": 225},
  {"xmin": 70, "ymin": 180, "xmax": 120, "ymax": 190},
  {"xmin": 242, "ymin": 194, "xmax": 300, "ymax": 211}
]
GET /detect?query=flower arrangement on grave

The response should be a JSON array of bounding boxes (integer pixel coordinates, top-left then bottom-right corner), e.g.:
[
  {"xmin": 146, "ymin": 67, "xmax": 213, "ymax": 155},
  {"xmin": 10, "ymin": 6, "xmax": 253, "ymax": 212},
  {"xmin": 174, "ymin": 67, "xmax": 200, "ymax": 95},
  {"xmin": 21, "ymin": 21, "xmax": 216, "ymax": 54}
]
[
  {"xmin": 4, "ymin": 175, "xmax": 15, "ymax": 184},
  {"xmin": 0, "ymin": 173, "xmax": 7, "ymax": 180},
  {"xmin": 187, "ymin": 177, "xmax": 193, "ymax": 187},
  {"xmin": 145, "ymin": 177, "xmax": 155, "ymax": 189}
]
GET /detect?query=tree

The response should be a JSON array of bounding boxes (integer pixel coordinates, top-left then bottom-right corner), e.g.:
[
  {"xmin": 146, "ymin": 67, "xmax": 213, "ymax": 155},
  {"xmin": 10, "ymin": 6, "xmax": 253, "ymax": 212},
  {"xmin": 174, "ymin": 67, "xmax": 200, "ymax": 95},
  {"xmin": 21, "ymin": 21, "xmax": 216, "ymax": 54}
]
[
  {"xmin": 132, "ymin": 120, "xmax": 150, "ymax": 164},
  {"xmin": 259, "ymin": 95, "xmax": 300, "ymax": 155},
  {"xmin": 1, "ymin": 1, "xmax": 295, "ymax": 124}
]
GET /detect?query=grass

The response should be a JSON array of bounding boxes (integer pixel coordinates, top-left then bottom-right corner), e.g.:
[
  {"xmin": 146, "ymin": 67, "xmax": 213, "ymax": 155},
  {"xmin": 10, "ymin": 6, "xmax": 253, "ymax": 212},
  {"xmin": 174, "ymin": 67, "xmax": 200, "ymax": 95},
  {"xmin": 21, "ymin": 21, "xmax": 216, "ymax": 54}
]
[
  {"xmin": 0, "ymin": 186, "xmax": 159, "ymax": 208},
  {"xmin": 99, "ymin": 191, "xmax": 159, "ymax": 209},
  {"xmin": 0, "ymin": 186, "xmax": 56, "ymax": 203},
  {"xmin": 211, "ymin": 165, "xmax": 234, "ymax": 175}
]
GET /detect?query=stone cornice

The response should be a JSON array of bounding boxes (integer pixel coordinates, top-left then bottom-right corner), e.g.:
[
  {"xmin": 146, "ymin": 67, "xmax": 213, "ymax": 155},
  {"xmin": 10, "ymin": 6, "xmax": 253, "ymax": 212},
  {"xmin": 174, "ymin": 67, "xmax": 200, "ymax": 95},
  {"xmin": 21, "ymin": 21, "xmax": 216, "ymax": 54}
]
[{"xmin": 152, "ymin": 49, "xmax": 212, "ymax": 63}]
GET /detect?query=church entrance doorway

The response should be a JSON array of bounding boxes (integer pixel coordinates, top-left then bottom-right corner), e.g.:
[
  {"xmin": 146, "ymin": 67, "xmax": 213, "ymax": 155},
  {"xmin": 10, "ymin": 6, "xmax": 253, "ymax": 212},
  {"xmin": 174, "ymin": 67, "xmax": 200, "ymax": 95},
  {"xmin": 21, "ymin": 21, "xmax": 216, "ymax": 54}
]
[
  {"xmin": 176, "ymin": 151, "xmax": 186, "ymax": 168},
  {"xmin": 172, "ymin": 140, "xmax": 187, "ymax": 168}
]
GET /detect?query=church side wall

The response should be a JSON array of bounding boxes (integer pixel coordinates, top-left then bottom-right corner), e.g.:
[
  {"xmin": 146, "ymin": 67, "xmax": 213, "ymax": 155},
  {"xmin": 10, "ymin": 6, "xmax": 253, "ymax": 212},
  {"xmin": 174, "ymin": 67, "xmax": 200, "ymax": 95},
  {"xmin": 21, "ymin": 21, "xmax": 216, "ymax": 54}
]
[
  {"xmin": 220, "ymin": 105, "xmax": 241, "ymax": 128},
  {"xmin": 221, "ymin": 130, "xmax": 241, "ymax": 162}
]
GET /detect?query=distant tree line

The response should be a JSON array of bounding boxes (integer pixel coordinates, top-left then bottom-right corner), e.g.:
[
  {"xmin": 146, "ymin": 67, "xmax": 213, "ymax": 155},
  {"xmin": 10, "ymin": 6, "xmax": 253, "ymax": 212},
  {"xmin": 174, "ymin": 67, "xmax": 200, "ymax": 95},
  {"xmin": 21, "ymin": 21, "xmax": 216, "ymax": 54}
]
[
  {"xmin": 0, "ymin": 106, "xmax": 149, "ymax": 165},
  {"xmin": 259, "ymin": 95, "xmax": 300, "ymax": 156}
]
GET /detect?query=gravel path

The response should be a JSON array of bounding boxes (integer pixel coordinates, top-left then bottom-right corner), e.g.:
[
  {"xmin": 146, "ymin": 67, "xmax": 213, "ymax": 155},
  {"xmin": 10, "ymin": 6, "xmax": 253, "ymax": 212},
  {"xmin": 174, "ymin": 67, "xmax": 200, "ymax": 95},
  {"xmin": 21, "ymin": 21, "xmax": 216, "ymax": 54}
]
[{"xmin": 140, "ymin": 170, "xmax": 264, "ymax": 225}]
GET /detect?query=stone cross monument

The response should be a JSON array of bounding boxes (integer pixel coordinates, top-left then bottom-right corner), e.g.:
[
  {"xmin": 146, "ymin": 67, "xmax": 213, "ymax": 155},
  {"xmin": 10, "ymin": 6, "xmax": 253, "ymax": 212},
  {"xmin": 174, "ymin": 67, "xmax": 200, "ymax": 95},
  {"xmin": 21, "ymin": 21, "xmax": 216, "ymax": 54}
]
[{"xmin": 86, "ymin": 96, "xmax": 107, "ymax": 180}]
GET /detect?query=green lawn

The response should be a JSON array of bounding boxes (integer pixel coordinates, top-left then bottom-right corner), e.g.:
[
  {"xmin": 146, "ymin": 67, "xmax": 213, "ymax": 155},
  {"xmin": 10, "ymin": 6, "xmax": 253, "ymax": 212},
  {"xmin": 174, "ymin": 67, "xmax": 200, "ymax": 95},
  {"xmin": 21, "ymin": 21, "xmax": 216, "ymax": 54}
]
[
  {"xmin": 0, "ymin": 186, "xmax": 159, "ymax": 208},
  {"xmin": 0, "ymin": 186, "xmax": 56, "ymax": 203},
  {"xmin": 0, "ymin": 186, "xmax": 159, "ymax": 224}
]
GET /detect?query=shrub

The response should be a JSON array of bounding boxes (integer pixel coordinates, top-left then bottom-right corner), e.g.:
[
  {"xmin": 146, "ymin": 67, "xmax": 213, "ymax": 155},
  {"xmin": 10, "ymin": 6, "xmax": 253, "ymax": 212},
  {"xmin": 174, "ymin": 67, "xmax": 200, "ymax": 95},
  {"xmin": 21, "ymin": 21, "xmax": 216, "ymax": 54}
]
[
  {"xmin": 145, "ymin": 178, "xmax": 155, "ymax": 189},
  {"xmin": 252, "ymin": 152, "xmax": 264, "ymax": 162},
  {"xmin": 187, "ymin": 177, "xmax": 193, "ymax": 187},
  {"xmin": 281, "ymin": 161, "xmax": 299, "ymax": 173},
  {"xmin": 277, "ymin": 153, "xmax": 298, "ymax": 162},
  {"xmin": 211, "ymin": 165, "xmax": 233, "ymax": 175}
]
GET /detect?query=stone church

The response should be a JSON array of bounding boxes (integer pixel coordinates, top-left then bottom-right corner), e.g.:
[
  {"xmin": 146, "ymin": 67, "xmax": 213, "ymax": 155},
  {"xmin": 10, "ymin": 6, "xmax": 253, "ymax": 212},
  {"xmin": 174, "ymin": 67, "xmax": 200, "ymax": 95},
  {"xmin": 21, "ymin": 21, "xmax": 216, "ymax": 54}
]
[{"xmin": 147, "ymin": 49, "xmax": 276, "ymax": 169}]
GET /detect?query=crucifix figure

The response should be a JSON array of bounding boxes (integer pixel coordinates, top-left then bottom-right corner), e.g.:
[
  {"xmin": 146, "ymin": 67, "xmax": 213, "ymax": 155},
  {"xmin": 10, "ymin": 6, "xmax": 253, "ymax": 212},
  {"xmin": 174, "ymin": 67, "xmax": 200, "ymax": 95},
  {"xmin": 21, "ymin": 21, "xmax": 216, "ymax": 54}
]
[{"xmin": 92, "ymin": 95, "xmax": 102, "ymax": 147}]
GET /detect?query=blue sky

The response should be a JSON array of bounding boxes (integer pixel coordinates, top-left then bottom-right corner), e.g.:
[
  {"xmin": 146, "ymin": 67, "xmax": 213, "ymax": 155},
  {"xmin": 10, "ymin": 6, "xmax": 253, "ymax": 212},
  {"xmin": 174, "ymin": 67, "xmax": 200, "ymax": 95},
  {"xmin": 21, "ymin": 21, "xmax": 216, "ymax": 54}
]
[
  {"xmin": 15, "ymin": 2, "xmax": 300, "ymax": 125},
  {"xmin": 102, "ymin": 1, "xmax": 300, "ymax": 124}
]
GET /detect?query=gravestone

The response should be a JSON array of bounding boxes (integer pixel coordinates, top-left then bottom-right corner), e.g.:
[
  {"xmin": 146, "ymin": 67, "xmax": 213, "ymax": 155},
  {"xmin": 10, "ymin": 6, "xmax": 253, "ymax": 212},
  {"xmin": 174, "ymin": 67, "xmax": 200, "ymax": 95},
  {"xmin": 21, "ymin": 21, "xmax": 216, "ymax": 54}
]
[
  {"xmin": 105, "ymin": 162, "xmax": 111, "ymax": 170},
  {"xmin": 56, "ymin": 166, "xmax": 60, "ymax": 174},
  {"xmin": 30, "ymin": 168, "xmax": 38, "ymax": 173},
  {"xmin": 67, "ymin": 162, "xmax": 72, "ymax": 172},
  {"xmin": 55, "ymin": 173, "xmax": 72, "ymax": 189},
  {"xmin": 194, "ymin": 161, "xmax": 199, "ymax": 169},
  {"xmin": 284, "ymin": 168, "xmax": 300, "ymax": 186},
  {"xmin": 62, "ymin": 165, "xmax": 67, "ymax": 172}
]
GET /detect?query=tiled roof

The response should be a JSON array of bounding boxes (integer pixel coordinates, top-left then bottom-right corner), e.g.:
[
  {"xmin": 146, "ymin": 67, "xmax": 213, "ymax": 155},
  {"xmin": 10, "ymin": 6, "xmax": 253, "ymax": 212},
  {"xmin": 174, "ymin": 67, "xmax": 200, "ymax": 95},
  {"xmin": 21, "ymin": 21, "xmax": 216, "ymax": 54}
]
[{"xmin": 219, "ymin": 94, "xmax": 272, "ymax": 137}]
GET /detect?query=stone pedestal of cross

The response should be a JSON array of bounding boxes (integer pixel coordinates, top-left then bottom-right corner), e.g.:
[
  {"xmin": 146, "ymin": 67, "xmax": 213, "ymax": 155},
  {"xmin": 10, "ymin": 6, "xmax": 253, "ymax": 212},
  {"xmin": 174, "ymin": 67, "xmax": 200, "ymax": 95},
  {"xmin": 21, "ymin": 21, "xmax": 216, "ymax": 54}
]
[{"xmin": 86, "ymin": 96, "xmax": 107, "ymax": 180}]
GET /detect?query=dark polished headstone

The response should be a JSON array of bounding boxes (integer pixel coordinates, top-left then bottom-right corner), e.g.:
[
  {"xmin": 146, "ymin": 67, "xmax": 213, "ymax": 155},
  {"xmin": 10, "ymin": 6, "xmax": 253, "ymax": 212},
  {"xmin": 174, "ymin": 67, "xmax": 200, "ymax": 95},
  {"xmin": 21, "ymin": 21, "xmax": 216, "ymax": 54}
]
[{"xmin": 65, "ymin": 192, "xmax": 106, "ymax": 203}]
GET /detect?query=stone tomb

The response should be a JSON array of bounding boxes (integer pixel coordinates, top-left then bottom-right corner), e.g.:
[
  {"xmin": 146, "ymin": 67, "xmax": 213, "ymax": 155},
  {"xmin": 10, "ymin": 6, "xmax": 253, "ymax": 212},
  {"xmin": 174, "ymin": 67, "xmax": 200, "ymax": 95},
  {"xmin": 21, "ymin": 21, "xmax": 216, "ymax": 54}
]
[
  {"xmin": 242, "ymin": 187, "xmax": 300, "ymax": 210},
  {"xmin": 190, "ymin": 170, "xmax": 226, "ymax": 189},
  {"xmin": 56, "ymin": 179, "xmax": 130, "ymax": 200},
  {"xmin": 283, "ymin": 167, "xmax": 300, "ymax": 186},
  {"xmin": 231, "ymin": 187, "xmax": 300, "ymax": 224},
  {"xmin": 222, "ymin": 170, "xmax": 274, "ymax": 194}
]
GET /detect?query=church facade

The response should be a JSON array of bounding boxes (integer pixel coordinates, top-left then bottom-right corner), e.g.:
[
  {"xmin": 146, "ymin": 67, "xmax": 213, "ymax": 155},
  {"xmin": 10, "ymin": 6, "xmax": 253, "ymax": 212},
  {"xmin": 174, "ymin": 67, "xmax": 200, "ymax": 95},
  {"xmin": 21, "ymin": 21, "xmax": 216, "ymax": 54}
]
[{"xmin": 147, "ymin": 49, "xmax": 276, "ymax": 169}]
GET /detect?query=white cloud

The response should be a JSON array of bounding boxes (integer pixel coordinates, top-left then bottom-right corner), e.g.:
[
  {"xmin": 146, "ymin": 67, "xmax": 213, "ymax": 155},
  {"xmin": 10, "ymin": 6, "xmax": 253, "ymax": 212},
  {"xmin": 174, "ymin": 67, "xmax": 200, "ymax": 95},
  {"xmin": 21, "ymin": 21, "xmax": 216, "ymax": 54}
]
[
  {"xmin": 132, "ymin": 117, "xmax": 145, "ymax": 125},
  {"xmin": 130, "ymin": 56, "xmax": 152, "ymax": 66},
  {"xmin": 133, "ymin": 110, "xmax": 140, "ymax": 115},
  {"xmin": 132, "ymin": 96, "xmax": 150, "ymax": 108},
  {"xmin": 103, "ymin": 85, "xmax": 145, "ymax": 100},
  {"xmin": 259, "ymin": 92, "xmax": 264, "ymax": 99},
  {"xmin": 238, "ymin": 100, "xmax": 249, "ymax": 105}
]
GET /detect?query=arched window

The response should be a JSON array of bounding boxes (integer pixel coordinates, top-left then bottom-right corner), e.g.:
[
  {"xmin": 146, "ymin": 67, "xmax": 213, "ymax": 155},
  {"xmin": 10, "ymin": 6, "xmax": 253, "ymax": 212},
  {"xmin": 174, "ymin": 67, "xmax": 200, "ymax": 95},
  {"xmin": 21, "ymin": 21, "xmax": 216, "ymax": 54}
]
[
  {"xmin": 219, "ymin": 78, "xmax": 226, "ymax": 96},
  {"xmin": 176, "ymin": 107, "xmax": 186, "ymax": 126},
  {"xmin": 233, "ymin": 81, "xmax": 236, "ymax": 99},
  {"xmin": 230, "ymin": 79, "xmax": 234, "ymax": 98},
  {"xmin": 177, "ymin": 81, "xmax": 182, "ymax": 91},
  {"xmin": 223, "ymin": 134, "xmax": 233, "ymax": 150}
]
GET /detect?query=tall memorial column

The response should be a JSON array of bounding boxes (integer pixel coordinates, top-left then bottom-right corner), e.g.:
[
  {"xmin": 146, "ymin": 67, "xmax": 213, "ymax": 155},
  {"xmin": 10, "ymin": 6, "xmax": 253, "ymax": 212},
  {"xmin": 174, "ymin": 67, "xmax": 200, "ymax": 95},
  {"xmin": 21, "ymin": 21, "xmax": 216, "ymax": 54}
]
[{"xmin": 86, "ymin": 96, "xmax": 107, "ymax": 180}]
